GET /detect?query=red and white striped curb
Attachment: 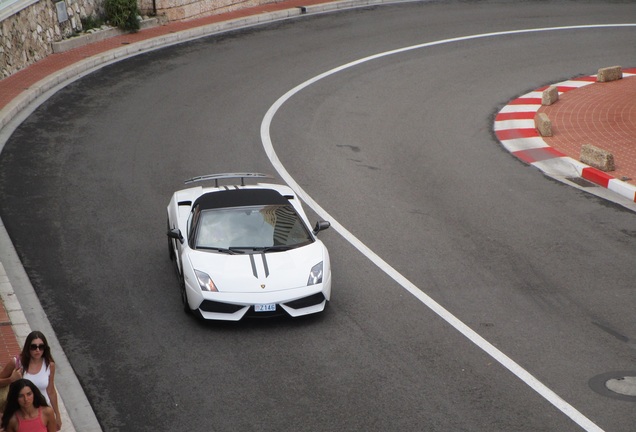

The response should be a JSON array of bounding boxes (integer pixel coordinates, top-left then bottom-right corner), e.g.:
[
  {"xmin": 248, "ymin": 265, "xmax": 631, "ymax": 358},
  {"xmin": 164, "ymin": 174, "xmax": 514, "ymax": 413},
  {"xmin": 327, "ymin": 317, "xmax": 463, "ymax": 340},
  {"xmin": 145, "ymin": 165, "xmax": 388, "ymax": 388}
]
[{"xmin": 494, "ymin": 68, "xmax": 636, "ymax": 203}]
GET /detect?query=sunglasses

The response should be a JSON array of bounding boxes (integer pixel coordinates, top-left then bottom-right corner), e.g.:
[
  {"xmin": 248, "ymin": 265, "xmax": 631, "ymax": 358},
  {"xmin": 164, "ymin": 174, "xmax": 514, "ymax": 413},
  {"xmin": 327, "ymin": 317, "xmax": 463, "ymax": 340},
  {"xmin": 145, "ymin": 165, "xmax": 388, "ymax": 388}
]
[{"xmin": 29, "ymin": 344, "xmax": 46, "ymax": 351}]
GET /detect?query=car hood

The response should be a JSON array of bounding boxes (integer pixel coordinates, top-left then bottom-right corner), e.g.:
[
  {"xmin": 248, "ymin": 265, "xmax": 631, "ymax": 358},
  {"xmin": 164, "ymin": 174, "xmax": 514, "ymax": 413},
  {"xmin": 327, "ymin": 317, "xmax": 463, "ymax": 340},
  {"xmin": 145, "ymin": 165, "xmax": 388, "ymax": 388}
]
[{"xmin": 187, "ymin": 241, "xmax": 326, "ymax": 293}]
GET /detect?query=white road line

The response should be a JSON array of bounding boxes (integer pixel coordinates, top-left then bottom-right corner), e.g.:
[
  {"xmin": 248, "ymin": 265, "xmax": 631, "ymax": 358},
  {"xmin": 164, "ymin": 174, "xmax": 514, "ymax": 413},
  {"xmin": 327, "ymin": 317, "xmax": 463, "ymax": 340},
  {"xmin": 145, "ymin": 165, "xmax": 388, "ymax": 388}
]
[{"xmin": 260, "ymin": 24, "xmax": 636, "ymax": 432}]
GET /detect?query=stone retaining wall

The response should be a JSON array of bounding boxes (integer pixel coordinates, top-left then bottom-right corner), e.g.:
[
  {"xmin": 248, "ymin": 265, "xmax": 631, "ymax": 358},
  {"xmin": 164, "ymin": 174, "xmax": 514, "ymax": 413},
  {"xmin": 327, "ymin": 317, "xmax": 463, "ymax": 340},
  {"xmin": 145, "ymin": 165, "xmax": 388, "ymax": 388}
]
[
  {"xmin": 1, "ymin": 0, "xmax": 103, "ymax": 78},
  {"xmin": 145, "ymin": 0, "xmax": 274, "ymax": 22},
  {"xmin": 1, "ymin": 0, "xmax": 276, "ymax": 79}
]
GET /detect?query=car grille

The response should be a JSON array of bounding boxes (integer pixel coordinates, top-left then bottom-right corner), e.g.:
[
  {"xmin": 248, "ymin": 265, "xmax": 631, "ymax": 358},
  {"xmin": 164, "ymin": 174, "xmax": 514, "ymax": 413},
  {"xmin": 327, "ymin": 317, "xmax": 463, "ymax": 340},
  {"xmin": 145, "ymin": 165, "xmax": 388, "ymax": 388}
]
[{"xmin": 284, "ymin": 292, "xmax": 325, "ymax": 309}]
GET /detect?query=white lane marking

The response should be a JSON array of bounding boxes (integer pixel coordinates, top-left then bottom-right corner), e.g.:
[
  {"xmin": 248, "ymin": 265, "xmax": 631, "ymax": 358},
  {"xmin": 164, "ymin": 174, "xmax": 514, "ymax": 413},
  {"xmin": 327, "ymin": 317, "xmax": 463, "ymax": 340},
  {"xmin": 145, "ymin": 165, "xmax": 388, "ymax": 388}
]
[{"xmin": 261, "ymin": 24, "xmax": 636, "ymax": 432}]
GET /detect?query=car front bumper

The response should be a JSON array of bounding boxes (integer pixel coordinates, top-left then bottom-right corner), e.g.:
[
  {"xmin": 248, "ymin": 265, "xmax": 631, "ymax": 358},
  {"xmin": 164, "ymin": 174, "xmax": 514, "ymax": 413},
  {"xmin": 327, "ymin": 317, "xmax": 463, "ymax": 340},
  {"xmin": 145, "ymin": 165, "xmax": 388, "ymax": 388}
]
[{"xmin": 186, "ymin": 275, "xmax": 332, "ymax": 321}]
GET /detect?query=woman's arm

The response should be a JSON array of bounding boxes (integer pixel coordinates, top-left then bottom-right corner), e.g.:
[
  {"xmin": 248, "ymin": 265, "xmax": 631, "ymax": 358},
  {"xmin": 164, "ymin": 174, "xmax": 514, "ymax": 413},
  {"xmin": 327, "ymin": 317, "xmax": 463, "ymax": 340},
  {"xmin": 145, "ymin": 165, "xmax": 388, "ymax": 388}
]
[
  {"xmin": 5, "ymin": 415, "xmax": 18, "ymax": 432},
  {"xmin": 46, "ymin": 362, "xmax": 62, "ymax": 431},
  {"xmin": 43, "ymin": 407, "xmax": 57, "ymax": 432},
  {"xmin": 0, "ymin": 359, "xmax": 20, "ymax": 387}
]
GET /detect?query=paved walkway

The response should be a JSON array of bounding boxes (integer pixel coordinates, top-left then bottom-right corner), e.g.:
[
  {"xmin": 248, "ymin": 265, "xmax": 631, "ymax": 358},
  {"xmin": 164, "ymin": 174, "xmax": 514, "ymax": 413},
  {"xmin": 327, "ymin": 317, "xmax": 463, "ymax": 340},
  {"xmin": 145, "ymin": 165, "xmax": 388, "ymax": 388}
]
[
  {"xmin": 0, "ymin": 2, "xmax": 634, "ymax": 429},
  {"xmin": 0, "ymin": 263, "xmax": 21, "ymax": 360}
]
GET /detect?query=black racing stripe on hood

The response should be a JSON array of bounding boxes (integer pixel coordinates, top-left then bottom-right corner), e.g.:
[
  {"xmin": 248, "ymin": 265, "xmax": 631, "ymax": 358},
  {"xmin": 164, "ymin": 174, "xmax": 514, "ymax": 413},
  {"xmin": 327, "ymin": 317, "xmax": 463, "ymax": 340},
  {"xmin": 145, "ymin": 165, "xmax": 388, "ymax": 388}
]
[
  {"xmin": 261, "ymin": 254, "xmax": 270, "ymax": 278},
  {"xmin": 249, "ymin": 254, "xmax": 258, "ymax": 278}
]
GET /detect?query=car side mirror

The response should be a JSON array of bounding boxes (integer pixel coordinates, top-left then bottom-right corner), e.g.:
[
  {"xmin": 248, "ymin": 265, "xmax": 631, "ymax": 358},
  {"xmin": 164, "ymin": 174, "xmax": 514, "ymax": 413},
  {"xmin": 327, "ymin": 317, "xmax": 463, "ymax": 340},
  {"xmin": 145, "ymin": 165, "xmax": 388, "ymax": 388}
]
[
  {"xmin": 167, "ymin": 228, "xmax": 184, "ymax": 244},
  {"xmin": 313, "ymin": 221, "xmax": 331, "ymax": 234}
]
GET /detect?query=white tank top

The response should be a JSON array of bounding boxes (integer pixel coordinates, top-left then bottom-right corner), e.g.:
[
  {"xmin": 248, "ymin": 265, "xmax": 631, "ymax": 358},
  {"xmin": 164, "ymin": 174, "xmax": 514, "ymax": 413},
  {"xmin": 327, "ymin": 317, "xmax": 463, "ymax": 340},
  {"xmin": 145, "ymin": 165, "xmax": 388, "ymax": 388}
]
[{"xmin": 23, "ymin": 362, "xmax": 51, "ymax": 404}]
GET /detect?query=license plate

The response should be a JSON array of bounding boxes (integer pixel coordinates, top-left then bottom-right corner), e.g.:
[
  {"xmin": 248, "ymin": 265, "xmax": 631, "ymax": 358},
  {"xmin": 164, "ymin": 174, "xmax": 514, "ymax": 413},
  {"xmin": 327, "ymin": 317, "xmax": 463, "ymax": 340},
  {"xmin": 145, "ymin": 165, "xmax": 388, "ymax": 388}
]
[{"xmin": 255, "ymin": 303, "xmax": 276, "ymax": 312}]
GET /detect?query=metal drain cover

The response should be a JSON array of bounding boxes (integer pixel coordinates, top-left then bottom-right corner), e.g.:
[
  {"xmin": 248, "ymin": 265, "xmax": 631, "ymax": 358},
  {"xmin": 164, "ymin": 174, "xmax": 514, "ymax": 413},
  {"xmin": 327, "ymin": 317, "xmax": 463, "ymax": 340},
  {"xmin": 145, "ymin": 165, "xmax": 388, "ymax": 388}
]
[
  {"xmin": 606, "ymin": 376, "xmax": 636, "ymax": 396},
  {"xmin": 566, "ymin": 176, "xmax": 596, "ymax": 187},
  {"xmin": 589, "ymin": 371, "xmax": 636, "ymax": 401}
]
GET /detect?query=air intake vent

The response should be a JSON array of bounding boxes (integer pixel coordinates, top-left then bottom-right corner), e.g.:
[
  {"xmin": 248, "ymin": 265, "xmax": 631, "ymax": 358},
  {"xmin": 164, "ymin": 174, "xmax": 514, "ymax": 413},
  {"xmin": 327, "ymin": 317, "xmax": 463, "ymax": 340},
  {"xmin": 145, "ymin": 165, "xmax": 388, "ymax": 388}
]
[
  {"xmin": 284, "ymin": 293, "xmax": 325, "ymax": 309},
  {"xmin": 199, "ymin": 301, "xmax": 243, "ymax": 314}
]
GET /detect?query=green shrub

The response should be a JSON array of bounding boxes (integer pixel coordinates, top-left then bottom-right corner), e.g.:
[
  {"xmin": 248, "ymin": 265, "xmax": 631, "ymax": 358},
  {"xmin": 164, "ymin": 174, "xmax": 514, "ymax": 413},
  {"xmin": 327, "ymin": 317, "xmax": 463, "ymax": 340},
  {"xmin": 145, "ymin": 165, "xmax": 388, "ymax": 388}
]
[
  {"xmin": 105, "ymin": 0, "xmax": 140, "ymax": 32},
  {"xmin": 81, "ymin": 14, "xmax": 105, "ymax": 31}
]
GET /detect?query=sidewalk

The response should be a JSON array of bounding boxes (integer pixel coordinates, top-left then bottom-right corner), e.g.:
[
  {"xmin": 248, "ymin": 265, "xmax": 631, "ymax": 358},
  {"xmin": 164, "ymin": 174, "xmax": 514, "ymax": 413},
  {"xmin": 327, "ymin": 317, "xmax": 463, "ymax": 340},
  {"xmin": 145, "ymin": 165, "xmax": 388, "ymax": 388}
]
[
  {"xmin": 0, "ymin": 2, "xmax": 635, "ymax": 429},
  {"xmin": 0, "ymin": 263, "xmax": 21, "ymax": 360}
]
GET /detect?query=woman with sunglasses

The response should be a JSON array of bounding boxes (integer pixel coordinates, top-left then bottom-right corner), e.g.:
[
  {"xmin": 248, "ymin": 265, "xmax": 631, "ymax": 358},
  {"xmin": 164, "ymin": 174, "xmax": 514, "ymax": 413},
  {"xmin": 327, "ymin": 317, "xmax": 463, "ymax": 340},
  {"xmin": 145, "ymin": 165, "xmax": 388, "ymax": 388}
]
[
  {"xmin": 1, "ymin": 379, "xmax": 56, "ymax": 432},
  {"xmin": 0, "ymin": 332, "xmax": 61, "ymax": 431}
]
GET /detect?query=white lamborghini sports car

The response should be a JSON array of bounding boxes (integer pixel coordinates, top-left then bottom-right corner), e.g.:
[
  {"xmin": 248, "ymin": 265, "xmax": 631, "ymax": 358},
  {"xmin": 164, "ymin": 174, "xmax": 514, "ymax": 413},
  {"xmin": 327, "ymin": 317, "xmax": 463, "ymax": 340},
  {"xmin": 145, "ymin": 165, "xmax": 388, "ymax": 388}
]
[{"xmin": 167, "ymin": 173, "xmax": 331, "ymax": 321}]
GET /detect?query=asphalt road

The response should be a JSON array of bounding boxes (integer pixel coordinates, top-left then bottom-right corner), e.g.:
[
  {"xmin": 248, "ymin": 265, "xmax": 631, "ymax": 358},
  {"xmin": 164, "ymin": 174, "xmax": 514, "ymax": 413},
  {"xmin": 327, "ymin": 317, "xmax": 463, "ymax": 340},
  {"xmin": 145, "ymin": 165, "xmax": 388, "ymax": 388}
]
[{"xmin": 0, "ymin": 1, "xmax": 635, "ymax": 431}]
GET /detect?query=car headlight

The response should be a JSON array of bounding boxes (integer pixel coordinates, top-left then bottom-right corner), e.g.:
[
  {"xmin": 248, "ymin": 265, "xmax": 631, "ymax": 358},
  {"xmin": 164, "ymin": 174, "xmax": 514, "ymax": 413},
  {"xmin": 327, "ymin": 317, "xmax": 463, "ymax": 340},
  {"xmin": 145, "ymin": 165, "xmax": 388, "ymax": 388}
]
[
  {"xmin": 307, "ymin": 262, "xmax": 323, "ymax": 286},
  {"xmin": 195, "ymin": 270, "xmax": 218, "ymax": 292}
]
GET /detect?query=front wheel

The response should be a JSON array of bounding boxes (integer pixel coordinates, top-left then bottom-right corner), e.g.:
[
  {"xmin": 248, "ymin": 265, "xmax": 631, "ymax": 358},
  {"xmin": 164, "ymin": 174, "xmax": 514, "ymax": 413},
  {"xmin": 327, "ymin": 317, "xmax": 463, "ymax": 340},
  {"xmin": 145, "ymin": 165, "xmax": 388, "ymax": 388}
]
[
  {"xmin": 179, "ymin": 275, "xmax": 191, "ymax": 314},
  {"xmin": 167, "ymin": 216, "xmax": 175, "ymax": 261}
]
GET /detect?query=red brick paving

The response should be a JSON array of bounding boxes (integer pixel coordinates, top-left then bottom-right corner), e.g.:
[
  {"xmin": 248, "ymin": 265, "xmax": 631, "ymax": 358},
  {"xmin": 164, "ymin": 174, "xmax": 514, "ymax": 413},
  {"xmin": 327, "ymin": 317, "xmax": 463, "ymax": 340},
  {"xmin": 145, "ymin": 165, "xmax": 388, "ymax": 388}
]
[
  {"xmin": 0, "ymin": 326, "xmax": 21, "ymax": 365},
  {"xmin": 0, "ymin": 290, "xmax": 21, "ymax": 364},
  {"xmin": 539, "ymin": 72, "xmax": 636, "ymax": 186}
]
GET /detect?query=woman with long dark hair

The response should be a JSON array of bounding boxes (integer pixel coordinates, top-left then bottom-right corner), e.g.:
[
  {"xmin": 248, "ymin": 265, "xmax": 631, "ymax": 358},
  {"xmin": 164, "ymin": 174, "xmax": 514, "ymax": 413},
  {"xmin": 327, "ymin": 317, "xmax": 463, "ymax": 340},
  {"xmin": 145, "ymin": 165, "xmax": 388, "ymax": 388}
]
[
  {"xmin": 0, "ymin": 332, "xmax": 61, "ymax": 430},
  {"xmin": 1, "ymin": 379, "xmax": 56, "ymax": 431}
]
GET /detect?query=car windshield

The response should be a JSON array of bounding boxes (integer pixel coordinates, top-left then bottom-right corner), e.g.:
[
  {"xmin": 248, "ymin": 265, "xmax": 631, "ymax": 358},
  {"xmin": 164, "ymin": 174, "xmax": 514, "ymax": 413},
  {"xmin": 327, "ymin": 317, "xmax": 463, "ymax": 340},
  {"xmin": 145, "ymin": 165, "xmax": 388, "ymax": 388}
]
[{"xmin": 194, "ymin": 204, "xmax": 313, "ymax": 250}]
